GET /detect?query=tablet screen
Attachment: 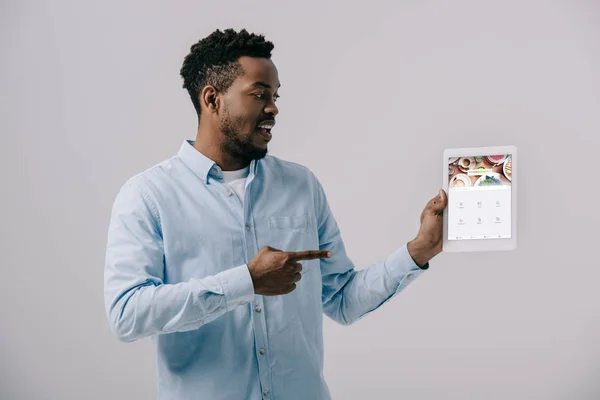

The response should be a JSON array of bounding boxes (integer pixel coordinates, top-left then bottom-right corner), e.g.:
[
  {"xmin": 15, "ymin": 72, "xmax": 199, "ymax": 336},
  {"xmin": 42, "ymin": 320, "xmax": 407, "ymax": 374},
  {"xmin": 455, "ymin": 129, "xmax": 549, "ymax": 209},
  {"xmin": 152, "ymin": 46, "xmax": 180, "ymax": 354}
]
[{"xmin": 447, "ymin": 154, "xmax": 513, "ymax": 240}]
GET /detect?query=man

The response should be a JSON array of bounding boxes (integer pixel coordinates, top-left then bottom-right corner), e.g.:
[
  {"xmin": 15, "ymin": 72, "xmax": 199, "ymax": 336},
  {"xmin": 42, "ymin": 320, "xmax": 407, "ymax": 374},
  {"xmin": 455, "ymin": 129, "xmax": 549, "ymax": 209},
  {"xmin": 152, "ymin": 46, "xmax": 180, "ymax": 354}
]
[{"xmin": 104, "ymin": 28, "xmax": 447, "ymax": 400}]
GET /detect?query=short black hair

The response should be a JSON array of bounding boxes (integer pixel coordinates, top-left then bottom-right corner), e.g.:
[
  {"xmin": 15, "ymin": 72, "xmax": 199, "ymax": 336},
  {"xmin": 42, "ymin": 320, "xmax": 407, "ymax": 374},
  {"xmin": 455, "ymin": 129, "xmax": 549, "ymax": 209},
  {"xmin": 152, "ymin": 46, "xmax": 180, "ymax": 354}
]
[{"xmin": 180, "ymin": 28, "xmax": 275, "ymax": 118}]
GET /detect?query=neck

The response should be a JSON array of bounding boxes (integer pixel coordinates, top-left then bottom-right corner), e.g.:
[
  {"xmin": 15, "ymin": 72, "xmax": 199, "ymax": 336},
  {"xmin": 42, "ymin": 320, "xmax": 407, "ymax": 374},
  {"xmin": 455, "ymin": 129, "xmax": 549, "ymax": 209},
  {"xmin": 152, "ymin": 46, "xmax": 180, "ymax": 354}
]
[{"xmin": 193, "ymin": 123, "xmax": 249, "ymax": 171}]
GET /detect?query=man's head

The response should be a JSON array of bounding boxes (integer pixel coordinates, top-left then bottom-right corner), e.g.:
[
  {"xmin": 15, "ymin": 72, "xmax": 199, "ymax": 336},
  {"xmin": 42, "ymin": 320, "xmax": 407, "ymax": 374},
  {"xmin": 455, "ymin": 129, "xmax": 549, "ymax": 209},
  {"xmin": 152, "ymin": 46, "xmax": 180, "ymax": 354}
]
[{"xmin": 180, "ymin": 29, "xmax": 280, "ymax": 165}]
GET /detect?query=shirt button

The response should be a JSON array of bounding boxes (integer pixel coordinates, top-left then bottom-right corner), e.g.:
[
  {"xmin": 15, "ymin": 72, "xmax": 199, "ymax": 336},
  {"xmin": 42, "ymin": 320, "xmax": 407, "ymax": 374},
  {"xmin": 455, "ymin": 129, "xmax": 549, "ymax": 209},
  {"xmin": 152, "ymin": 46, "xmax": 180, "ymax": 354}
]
[
  {"xmin": 245, "ymin": 225, "xmax": 250, "ymax": 231},
  {"xmin": 225, "ymin": 190, "xmax": 232, "ymax": 196},
  {"xmin": 263, "ymin": 389, "xmax": 269, "ymax": 396},
  {"xmin": 259, "ymin": 348, "xmax": 265, "ymax": 355},
  {"xmin": 407, "ymin": 274, "xmax": 413, "ymax": 279},
  {"xmin": 255, "ymin": 306, "xmax": 262, "ymax": 313}
]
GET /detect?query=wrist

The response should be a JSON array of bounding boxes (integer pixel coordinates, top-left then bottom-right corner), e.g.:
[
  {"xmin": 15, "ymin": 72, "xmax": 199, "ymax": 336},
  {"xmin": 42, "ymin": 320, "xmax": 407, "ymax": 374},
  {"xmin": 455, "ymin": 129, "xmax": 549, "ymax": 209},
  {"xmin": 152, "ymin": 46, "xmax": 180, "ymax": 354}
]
[{"xmin": 407, "ymin": 238, "xmax": 433, "ymax": 268}]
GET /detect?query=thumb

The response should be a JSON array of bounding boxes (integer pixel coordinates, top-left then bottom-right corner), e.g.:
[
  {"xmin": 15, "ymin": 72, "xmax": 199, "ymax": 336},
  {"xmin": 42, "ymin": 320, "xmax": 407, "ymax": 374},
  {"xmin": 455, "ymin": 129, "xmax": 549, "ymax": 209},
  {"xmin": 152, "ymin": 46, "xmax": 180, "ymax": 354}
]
[
  {"xmin": 430, "ymin": 189, "xmax": 447, "ymax": 213},
  {"xmin": 265, "ymin": 246, "xmax": 283, "ymax": 253}
]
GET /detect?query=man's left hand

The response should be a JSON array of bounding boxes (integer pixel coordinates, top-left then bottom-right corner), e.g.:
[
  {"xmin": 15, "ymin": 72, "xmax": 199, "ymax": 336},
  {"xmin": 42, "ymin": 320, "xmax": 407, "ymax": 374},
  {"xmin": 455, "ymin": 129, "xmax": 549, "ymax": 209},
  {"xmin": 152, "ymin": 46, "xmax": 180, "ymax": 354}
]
[{"xmin": 408, "ymin": 189, "xmax": 448, "ymax": 267}]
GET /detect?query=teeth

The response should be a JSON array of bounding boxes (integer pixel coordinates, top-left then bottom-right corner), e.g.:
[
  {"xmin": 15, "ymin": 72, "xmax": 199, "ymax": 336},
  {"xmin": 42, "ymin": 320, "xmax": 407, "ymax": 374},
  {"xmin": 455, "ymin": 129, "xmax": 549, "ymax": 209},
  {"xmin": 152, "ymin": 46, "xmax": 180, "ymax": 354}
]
[{"xmin": 258, "ymin": 120, "xmax": 275, "ymax": 129}]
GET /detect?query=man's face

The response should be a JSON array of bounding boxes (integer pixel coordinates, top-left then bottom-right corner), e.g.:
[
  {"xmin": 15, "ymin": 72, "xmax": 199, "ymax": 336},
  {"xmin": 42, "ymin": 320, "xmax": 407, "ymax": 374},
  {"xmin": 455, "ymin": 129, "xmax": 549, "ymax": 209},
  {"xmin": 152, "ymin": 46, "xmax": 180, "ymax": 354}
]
[{"xmin": 218, "ymin": 56, "xmax": 280, "ymax": 164}]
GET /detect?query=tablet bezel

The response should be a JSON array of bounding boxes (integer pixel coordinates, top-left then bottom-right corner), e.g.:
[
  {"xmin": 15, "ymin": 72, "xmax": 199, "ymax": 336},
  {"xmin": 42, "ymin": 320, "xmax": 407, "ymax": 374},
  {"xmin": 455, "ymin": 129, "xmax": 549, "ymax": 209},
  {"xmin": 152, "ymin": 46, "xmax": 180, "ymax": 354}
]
[{"xmin": 442, "ymin": 145, "xmax": 517, "ymax": 252}]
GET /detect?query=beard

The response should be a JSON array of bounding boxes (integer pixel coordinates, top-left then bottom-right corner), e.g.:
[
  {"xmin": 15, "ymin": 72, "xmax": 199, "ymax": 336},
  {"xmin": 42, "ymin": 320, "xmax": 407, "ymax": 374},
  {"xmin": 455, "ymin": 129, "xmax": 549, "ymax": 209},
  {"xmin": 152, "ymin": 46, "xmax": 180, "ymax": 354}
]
[{"xmin": 220, "ymin": 105, "xmax": 268, "ymax": 164}]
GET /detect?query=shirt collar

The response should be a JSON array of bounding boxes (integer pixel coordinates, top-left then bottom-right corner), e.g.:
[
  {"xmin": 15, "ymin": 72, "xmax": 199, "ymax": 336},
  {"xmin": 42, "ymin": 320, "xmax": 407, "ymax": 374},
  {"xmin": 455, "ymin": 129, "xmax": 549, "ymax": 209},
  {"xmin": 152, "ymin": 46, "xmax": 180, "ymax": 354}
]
[{"xmin": 177, "ymin": 140, "xmax": 258, "ymax": 184}]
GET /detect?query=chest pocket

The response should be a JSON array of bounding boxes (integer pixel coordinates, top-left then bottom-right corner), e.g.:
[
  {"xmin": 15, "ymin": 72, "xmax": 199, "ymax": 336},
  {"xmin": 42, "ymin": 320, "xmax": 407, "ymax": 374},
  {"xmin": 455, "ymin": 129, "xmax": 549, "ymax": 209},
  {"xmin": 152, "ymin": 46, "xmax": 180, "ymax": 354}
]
[
  {"xmin": 267, "ymin": 214, "xmax": 315, "ymax": 250},
  {"xmin": 264, "ymin": 214, "xmax": 322, "ymax": 334}
]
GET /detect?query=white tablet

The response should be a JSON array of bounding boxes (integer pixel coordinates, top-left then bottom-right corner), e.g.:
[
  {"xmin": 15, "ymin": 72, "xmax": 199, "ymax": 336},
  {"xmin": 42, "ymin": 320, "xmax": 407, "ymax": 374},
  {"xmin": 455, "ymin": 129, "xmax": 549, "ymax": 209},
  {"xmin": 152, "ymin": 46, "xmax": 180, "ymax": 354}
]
[{"xmin": 442, "ymin": 145, "xmax": 517, "ymax": 252}]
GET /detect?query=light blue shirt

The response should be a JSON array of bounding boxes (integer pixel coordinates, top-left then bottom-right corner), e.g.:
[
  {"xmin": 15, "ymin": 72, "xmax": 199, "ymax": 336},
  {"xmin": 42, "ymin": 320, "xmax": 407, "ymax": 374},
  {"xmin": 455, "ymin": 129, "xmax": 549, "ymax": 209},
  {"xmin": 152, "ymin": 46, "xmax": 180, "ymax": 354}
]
[{"xmin": 104, "ymin": 140, "xmax": 428, "ymax": 400}]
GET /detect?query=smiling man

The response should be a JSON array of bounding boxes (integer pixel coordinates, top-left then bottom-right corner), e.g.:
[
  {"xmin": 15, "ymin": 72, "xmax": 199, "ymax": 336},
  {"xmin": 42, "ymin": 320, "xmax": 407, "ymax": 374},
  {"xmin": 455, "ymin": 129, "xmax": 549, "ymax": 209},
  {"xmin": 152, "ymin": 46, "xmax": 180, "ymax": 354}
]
[{"xmin": 104, "ymin": 28, "xmax": 447, "ymax": 400}]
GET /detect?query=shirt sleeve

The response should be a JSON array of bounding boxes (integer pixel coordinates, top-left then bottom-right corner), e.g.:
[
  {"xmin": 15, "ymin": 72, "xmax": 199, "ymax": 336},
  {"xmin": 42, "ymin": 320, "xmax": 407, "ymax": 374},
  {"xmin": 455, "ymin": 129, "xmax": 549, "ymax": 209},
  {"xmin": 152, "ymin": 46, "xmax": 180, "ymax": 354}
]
[
  {"xmin": 103, "ymin": 179, "xmax": 255, "ymax": 342},
  {"xmin": 312, "ymin": 174, "xmax": 427, "ymax": 326}
]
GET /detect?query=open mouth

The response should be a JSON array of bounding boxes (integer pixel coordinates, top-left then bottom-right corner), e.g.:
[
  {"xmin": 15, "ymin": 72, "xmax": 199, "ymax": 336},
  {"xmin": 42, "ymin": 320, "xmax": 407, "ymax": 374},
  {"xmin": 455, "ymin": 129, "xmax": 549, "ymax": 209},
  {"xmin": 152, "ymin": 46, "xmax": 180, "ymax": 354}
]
[{"xmin": 257, "ymin": 120, "xmax": 275, "ymax": 141}]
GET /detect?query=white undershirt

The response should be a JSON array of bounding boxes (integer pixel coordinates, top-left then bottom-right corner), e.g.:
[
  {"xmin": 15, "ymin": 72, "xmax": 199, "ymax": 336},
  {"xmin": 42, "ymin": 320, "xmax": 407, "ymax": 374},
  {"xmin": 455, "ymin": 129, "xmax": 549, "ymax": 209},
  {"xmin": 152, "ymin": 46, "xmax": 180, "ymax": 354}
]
[{"xmin": 221, "ymin": 166, "xmax": 250, "ymax": 204}]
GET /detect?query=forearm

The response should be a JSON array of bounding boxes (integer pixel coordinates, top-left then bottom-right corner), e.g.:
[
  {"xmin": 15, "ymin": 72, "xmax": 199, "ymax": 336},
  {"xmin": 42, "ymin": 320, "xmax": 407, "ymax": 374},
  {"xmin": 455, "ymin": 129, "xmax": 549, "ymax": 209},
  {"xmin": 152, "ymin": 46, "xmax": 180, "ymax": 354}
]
[
  {"xmin": 104, "ymin": 181, "xmax": 256, "ymax": 342},
  {"xmin": 322, "ymin": 245, "xmax": 425, "ymax": 326},
  {"xmin": 313, "ymin": 173, "xmax": 427, "ymax": 326},
  {"xmin": 106, "ymin": 264, "xmax": 253, "ymax": 342}
]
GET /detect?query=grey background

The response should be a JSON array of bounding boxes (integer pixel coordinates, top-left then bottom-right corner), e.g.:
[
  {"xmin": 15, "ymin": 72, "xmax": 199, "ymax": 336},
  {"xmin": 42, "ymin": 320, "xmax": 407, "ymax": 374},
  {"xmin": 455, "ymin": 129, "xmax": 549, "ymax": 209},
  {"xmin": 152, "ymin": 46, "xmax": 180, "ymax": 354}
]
[{"xmin": 2, "ymin": 0, "xmax": 599, "ymax": 399}]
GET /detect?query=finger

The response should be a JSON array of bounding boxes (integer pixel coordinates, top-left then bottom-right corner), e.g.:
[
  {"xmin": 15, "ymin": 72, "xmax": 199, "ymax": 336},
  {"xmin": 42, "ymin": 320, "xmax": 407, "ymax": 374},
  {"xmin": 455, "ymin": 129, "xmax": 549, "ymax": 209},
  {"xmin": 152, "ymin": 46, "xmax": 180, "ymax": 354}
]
[
  {"xmin": 292, "ymin": 272, "xmax": 302, "ymax": 283},
  {"xmin": 435, "ymin": 189, "xmax": 448, "ymax": 211},
  {"xmin": 284, "ymin": 262, "xmax": 302, "ymax": 274},
  {"xmin": 428, "ymin": 190, "xmax": 447, "ymax": 214},
  {"xmin": 439, "ymin": 189, "xmax": 447, "ymax": 204},
  {"xmin": 265, "ymin": 246, "xmax": 283, "ymax": 252},
  {"xmin": 282, "ymin": 283, "xmax": 297, "ymax": 294},
  {"xmin": 290, "ymin": 262, "xmax": 302, "ymax": 273},
  {"xmin": 288, "ymin": 250, "xmax": 332, "ymax": 261}
]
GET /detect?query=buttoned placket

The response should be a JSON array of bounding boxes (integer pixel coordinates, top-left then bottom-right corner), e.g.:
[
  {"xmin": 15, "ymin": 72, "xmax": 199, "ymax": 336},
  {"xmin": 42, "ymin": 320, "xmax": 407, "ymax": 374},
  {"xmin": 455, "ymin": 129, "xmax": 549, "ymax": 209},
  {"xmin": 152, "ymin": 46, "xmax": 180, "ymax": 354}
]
[{"xmin": 211, "ymin": 166, "xmax": 274, "ymax": 398}]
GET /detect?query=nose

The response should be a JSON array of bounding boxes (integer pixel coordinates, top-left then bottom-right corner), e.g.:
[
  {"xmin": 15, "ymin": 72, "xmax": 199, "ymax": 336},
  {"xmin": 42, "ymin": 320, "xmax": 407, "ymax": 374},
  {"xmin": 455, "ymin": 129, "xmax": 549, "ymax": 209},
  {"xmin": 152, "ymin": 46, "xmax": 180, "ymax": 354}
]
[{"xmin": 264, "ymin": 99, "xmax": 278, "ymax": 116}]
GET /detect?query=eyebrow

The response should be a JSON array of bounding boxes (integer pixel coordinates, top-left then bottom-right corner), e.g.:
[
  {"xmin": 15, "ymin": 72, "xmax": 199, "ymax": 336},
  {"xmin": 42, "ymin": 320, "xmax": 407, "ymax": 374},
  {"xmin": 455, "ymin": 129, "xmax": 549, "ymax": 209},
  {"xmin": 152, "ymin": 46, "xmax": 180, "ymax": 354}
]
[{"xmin": 250, "ymin": 81, "xmax": 281, "ymax": 89}]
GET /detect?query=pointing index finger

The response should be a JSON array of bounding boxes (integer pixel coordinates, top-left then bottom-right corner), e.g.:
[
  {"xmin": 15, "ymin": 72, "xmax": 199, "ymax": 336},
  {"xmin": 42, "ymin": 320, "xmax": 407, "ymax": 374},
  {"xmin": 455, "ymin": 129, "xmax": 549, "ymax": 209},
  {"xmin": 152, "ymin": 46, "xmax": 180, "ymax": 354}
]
[{"xmin": 288, "ymin": 250, "xmax": 332, "ymax": 261}]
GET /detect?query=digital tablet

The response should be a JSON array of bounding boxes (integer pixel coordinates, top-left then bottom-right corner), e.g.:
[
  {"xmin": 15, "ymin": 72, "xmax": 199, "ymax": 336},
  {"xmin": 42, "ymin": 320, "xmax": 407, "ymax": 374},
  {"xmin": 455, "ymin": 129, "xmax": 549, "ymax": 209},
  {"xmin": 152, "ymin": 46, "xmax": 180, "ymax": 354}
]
[{"xmin": 442, "ymin": 146, "xmax": 517, "ymax": 252}]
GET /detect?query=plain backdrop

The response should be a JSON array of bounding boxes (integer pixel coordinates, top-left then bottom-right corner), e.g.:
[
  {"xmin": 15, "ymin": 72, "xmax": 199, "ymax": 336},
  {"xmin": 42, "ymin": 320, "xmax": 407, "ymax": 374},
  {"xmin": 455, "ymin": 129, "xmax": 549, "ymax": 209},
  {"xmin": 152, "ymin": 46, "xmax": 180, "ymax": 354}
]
[{"xmin": 2, "ymin": 0, "xmax": 600, "ymax": 399}]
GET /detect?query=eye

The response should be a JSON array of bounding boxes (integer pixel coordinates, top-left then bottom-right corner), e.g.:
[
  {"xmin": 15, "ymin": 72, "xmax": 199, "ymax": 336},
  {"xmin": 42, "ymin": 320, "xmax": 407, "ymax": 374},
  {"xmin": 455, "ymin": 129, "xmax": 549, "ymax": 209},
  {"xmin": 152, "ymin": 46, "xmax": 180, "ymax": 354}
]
[{"xmin": 253, "ymin": 92, "xmax": 280, "ymax": 101}]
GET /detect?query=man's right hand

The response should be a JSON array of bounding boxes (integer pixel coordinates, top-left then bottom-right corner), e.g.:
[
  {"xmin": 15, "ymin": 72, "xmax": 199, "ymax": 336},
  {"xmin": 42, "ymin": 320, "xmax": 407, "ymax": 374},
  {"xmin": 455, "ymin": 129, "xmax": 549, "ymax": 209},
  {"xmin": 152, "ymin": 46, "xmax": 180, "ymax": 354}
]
[{"xmin": 247, "ymin": 246, "xmax": 332, "ymax": 296}]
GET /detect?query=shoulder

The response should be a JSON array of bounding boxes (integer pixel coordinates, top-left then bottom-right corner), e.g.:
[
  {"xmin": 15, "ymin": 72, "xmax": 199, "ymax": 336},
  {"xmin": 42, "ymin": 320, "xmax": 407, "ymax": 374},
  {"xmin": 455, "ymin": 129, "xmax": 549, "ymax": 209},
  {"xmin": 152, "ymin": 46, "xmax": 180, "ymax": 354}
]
[{"xmin": 114, "ymin": 156, "xmax": 180, "ymax": 204}]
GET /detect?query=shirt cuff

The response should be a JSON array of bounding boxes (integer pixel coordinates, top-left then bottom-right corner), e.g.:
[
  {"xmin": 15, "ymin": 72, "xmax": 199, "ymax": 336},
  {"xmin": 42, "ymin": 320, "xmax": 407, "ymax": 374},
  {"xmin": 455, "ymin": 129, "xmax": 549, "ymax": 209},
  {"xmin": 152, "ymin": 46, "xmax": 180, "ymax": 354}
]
[
  {"xmin": 218, "ymin": 264, "xmax": 255, "ymax": 311},
  {"xmin": 383, "ymin": 244, "xmax": 427, "ymax": 285}
]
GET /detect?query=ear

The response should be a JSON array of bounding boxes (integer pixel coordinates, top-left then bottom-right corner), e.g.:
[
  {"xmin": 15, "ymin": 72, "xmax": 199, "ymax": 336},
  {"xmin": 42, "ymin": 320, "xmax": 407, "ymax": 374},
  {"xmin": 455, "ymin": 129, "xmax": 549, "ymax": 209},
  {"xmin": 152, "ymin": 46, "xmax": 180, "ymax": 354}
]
[{"xmin": 200, "ymin": 86, "xmax": 221, "ymax": 114}]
